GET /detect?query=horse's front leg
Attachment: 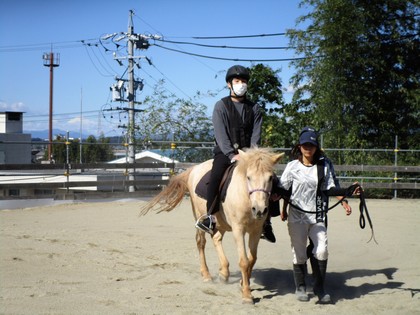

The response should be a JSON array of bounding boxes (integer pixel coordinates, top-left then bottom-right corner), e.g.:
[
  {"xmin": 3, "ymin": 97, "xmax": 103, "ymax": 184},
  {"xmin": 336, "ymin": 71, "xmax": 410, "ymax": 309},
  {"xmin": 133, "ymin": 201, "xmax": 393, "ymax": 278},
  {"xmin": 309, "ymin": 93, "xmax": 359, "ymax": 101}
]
[
  {"xmin": 232, "ymin": 228, "xmax": 254, "ymax": 304},
  {"xmin": 246, "ymin": 230, "xmax": 262, "ymax": 279},
  {"xmin": 212, "ymin": 230, "xmax": 230, "ymax": 282}
]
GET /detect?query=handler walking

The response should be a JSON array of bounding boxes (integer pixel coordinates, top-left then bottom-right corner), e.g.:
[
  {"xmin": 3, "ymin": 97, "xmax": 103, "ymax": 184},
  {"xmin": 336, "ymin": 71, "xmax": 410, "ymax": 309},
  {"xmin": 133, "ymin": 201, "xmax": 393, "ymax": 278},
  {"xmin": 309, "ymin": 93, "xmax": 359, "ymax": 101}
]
[{"xmin": 273, "ymin": 126, "xmax": 359, "ymax": 303}]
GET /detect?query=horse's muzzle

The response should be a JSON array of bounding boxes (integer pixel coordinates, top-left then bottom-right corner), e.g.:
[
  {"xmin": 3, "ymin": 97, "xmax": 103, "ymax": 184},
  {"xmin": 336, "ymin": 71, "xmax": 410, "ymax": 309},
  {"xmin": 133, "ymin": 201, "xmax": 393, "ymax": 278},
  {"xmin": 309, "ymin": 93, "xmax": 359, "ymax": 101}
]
[{"xmin": 253, "ymin": 207, "xmax": 268, "ymax": 220}]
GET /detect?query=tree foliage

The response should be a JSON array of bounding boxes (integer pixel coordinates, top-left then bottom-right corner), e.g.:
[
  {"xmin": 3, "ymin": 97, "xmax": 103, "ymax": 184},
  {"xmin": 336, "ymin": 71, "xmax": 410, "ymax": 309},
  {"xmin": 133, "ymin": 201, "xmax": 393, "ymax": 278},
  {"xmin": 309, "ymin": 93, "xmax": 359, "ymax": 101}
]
[
  {"xmin": 247, "ymin": 64, "xmax": 292, "ymax": 148},
  {"xmin": 82, "ymin": 134, "xmax": 114, "ymax": 163},
  {"xmin": 137, "ymin": 80, "xmax": 214, "ymax": 162},
  {"xmin": 288, "ymin": 0, "xmax": 419, "ymax": 156},
  {"xmin": 48, "ymin": 134, "xmax": 114, "ymax": 163}
]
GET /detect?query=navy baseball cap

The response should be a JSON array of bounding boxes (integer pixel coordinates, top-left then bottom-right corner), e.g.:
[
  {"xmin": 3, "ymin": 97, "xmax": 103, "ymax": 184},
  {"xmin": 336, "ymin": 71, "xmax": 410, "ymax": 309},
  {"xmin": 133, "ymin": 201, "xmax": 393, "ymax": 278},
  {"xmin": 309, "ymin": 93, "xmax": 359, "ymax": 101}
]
[{"xmin": 299, "ymin": 126, "xmax": 319, "ymax": 146}]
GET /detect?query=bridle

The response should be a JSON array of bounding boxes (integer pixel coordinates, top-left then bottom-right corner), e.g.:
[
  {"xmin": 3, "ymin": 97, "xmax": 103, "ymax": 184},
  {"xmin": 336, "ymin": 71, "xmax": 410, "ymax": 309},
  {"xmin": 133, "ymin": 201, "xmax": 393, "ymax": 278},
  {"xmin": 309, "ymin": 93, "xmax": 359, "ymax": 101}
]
[{"xmin": 248, "ymin": 188, "xmax": 271, "ymax": 196}]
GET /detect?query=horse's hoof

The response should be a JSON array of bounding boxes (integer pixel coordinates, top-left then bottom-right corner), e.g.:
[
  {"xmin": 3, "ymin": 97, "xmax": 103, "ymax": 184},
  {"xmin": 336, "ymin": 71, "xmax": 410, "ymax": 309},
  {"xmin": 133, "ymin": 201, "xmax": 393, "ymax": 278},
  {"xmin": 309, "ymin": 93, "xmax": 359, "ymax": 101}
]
[
  {"xmin": 219, "ymin": 274, "xmax": 229, "ymax": 283},
  {"xmin": 202, "ymin": 276, "xmax": 212, "ymax": 282},
  {"xmin": 242, "ymin": 297, "xmax": 254, "ymax": 305}
]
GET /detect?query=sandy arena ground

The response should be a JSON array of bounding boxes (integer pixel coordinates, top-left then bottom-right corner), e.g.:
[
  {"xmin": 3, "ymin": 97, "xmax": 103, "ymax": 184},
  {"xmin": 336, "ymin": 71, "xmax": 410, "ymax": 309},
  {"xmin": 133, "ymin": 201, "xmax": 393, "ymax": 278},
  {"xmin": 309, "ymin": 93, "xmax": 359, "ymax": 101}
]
[{"xmin": 1, "ymin": 198, "xmax": 419, "ymax": 315}]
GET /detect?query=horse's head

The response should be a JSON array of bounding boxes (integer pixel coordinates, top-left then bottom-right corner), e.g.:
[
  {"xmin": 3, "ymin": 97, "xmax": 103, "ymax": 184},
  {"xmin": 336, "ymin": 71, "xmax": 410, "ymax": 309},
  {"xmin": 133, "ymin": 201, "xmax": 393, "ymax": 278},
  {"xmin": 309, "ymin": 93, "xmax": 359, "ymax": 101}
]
[{"xmin": 238, "ymin": 148, "xmax": 284, "ymax": 220}]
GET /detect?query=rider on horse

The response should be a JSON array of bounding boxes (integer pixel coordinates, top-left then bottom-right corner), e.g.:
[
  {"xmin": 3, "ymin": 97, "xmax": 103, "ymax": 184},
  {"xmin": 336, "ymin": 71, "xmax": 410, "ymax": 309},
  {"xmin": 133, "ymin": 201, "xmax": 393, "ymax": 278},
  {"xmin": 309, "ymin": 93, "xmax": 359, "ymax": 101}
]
[{"xmin": 195, "ymin": 65, "xmax": 276, "ymax": 243}]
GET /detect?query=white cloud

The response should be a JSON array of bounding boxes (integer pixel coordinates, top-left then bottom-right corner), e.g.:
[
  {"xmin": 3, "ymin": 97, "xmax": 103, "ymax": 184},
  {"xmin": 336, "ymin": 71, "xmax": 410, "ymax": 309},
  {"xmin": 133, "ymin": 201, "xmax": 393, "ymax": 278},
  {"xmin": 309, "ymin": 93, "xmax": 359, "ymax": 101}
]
[{"xmin": 0, "ymin": 101, "xmax": 28, "ymax": 112}]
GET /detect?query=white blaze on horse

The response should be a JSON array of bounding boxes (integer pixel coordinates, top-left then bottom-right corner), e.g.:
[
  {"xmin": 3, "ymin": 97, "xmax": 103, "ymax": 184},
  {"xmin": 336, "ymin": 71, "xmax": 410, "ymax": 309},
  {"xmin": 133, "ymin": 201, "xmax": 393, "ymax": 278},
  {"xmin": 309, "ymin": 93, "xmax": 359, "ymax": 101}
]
[{"xmin": 140, "ymin": 147, "xmax": 284, "ymax": 304}]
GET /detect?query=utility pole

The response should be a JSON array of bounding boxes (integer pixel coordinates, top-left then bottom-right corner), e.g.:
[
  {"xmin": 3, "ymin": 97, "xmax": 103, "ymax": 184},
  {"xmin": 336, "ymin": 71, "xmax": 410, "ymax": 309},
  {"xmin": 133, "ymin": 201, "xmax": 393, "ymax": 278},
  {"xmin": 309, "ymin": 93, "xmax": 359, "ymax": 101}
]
[
  {"xmin": 43, "ymin": 51, "xmax": 60, "ymax": 163},
  {"xmin": 127, "ymin": 10, "xmax": 136, "ymax": 192},
  {"xmin": 79, "ymin": 87, "xmax": 83, "ymax": 164},
  {"xmin": 102, "ymin": 10, "xmax": 160, "ymax": 192}
]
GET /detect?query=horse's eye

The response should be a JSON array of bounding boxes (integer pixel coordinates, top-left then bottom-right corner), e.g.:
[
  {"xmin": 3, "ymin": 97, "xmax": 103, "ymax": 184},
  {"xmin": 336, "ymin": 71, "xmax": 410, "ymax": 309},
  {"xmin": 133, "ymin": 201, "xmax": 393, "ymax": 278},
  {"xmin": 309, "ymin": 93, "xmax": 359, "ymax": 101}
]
[
  {"xmin": 247, "ymin": 176, "xmax": 251, "ymax": 181},
  {"xmin": 269, "ymin": 175, "xmax": 273, "ymax": 181}
]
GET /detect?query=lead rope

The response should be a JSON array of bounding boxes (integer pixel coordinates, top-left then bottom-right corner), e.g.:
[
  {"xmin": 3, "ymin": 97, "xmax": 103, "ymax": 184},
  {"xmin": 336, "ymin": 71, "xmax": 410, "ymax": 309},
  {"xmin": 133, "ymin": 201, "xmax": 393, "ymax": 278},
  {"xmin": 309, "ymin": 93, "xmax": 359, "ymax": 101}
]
[
  {"xmin": 283, "ymin": 183, "xmax": 378, "ymax": 244},
  {"xmin": 358, "ymin": 187, "xmax": 378, "ymax": 244}
]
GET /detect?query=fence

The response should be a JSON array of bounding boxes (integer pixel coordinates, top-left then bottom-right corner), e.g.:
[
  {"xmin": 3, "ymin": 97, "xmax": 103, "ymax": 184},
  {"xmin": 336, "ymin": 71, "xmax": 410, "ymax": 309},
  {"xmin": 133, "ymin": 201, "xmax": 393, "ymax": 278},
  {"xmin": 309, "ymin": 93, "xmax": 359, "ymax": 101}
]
[
  {"xmin": 0, "ymin": 161, "xmax": 418, "ymax": 200},
  {"xmin": 0, "ymin": 139, "xmax": 418, "ymax": 199}
]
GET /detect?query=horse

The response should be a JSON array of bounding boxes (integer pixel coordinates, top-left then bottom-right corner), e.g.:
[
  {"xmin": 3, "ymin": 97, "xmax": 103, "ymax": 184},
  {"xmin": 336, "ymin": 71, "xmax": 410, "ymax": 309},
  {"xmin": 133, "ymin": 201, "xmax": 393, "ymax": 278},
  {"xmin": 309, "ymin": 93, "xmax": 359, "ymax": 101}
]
[{"xmin": 140, "ymin": 147, "xmax": 284, "ymax": 304}]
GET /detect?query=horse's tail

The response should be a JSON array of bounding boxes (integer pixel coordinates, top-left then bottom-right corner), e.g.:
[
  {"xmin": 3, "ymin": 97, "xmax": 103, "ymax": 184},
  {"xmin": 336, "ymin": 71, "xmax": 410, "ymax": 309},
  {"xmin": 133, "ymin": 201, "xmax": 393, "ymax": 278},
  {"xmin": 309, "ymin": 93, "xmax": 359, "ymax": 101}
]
[{"xmin": 140, "ymin": 167, "xmax": 192, "ymax": 215}]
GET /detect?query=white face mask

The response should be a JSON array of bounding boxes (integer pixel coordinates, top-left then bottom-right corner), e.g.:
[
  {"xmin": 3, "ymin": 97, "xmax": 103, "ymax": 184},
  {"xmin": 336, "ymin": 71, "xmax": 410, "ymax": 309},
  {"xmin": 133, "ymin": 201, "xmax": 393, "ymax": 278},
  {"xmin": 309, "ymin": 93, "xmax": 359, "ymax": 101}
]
[{"xmin": 232, "ymin": 83, "xmax": 247, "ymax": 97}]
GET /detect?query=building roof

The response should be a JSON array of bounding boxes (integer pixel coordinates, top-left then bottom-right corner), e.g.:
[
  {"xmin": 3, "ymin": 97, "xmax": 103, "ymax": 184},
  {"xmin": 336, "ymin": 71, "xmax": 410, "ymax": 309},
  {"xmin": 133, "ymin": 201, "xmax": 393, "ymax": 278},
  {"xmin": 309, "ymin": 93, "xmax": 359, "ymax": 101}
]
[{"xmin": 109, "ymin": 150, "xmax": 178, "ymax": 164}]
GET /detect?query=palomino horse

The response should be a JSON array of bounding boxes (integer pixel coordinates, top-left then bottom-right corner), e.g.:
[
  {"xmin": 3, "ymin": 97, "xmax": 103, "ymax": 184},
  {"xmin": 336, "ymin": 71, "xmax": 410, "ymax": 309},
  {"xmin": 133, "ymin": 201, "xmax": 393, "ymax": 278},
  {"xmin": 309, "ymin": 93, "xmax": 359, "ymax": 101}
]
[{"xmin": 140, "ymin": 147, "xmax": 284, "ymax": 303}]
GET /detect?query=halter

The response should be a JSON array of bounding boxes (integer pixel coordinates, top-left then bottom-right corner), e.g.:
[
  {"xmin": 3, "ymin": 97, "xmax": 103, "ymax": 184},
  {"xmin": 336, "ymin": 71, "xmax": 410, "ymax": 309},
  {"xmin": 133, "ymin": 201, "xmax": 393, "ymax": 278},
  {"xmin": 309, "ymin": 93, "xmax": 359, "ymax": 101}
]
[{"xmin": 248, "ymin": 188, "xmax": 271, "ymax": 195}]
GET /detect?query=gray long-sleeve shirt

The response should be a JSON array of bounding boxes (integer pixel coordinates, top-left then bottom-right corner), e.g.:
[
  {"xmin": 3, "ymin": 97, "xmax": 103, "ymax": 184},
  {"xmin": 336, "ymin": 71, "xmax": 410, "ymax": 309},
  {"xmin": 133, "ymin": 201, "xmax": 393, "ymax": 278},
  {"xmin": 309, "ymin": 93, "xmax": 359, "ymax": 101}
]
[{"xmin": 212, "ymin": 98, "xmax": 263, "ymax": 160}]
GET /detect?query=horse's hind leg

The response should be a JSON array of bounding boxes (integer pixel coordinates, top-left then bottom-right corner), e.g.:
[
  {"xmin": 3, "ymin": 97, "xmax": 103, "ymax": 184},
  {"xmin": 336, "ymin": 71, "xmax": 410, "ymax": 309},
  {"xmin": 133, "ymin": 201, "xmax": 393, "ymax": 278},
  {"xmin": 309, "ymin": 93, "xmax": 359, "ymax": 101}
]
[
  {"xmin": 212, "ymin": 231, "xmax": 230, "ymax": 282},
  {"xmin": 195, "ymin": 230, "xmax": 212, "ymax": 282}
]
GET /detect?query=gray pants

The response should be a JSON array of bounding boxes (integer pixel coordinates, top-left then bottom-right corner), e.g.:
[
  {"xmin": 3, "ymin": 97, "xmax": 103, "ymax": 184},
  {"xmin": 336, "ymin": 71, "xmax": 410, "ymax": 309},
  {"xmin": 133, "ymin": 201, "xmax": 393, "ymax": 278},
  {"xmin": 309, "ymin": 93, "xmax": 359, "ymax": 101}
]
[{"xmin": 288, "ymin": 222, "xmax": 328, "ymax": 264}]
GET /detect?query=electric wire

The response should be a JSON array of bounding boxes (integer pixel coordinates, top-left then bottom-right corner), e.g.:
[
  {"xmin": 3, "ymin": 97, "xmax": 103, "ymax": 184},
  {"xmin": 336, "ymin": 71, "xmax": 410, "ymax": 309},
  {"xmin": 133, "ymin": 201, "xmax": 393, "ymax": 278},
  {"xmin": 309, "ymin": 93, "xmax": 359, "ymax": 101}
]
[
  {"xmin": 148, "ymin": 63, "xmax": 193, "ymax": 100},
  {"xmin": 154, "ymin": 38, "xmax": 293, "ymax": 50},
  {"xmin": 84, "ymin": 43, "xmax": 116, "ymax": 77},
  {"xmin": 83, "ymin": 44, "xmax": 114, "ymax": 77},
  {"xmin": 192, "ymin": 33, "xmax": 287, "ymax": 39},
  {"xmin": 153, "ymin": 43, "xmax": 306, "ymax": 62}
]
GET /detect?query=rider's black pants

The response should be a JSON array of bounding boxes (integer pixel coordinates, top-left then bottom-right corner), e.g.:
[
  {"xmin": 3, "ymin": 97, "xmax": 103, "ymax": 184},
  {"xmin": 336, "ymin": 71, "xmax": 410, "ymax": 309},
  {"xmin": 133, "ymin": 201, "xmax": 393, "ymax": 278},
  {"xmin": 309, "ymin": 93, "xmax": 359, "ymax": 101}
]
[{"xmin": 206, "ymin": 152, "xmax": 231, "ymax": 215}]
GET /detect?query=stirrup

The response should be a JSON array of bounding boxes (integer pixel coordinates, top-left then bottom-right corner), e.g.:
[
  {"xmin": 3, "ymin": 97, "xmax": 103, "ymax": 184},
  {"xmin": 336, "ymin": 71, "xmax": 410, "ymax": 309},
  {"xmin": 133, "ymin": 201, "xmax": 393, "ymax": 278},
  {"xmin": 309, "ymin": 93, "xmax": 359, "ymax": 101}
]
[{"xmin": 195, "ymin": 214, "xmax": 215, "ymax": 235}]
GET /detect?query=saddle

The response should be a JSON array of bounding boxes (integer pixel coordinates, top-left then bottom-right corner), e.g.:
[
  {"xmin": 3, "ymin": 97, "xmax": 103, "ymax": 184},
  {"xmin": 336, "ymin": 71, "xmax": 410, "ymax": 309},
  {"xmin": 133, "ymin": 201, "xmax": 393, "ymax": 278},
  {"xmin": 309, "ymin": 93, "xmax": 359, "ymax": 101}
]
[
  {"xmin": 194, "ymin": 164, "xmax": 280, "ymax": 217},
  {"xmin": 195, "ymin": 164, "xmax": 236, "ymax": 203}
]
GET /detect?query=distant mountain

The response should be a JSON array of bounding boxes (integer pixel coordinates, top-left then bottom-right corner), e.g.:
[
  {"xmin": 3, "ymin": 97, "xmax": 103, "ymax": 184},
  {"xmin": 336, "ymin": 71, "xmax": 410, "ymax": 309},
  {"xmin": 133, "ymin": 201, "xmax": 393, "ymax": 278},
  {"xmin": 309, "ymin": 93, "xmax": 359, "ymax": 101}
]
[{"xmin": 25, "ymin": 129, "xmax": 90, "ymax": 140}]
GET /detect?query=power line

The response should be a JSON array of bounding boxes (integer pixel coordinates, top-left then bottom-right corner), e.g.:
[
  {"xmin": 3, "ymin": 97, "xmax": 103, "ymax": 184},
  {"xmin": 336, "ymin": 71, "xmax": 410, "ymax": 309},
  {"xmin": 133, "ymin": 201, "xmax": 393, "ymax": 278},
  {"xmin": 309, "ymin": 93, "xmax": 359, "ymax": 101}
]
[
  {"xmin": 154, "ymin": 38, "xmax": 294, "ymax": 50},
  {"xmin": 25, "ymin": 110, "xmax": 100, "ymax": 118},
  {"xmin": 153, "ymin": 43, "xmax": 306, "ymax": 62},
  {"xmin": 0, "ymin": 39, "xmax": 97, "ymax": 53},
  {"xmin": 83, "ymin": 44, "xmax": 114, "ymax": 77},
  {"xmin": 191, "ymin": 33, "xmax": 287, "ymax": 39}
]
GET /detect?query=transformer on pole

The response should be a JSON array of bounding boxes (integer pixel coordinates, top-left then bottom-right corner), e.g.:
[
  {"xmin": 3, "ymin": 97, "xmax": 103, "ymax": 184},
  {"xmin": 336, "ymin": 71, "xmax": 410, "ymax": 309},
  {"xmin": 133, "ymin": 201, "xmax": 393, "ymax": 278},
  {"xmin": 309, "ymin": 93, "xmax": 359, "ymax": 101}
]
[{"xmin": 102, "ymin": 10, "xmax": 160, "ymax": 192}]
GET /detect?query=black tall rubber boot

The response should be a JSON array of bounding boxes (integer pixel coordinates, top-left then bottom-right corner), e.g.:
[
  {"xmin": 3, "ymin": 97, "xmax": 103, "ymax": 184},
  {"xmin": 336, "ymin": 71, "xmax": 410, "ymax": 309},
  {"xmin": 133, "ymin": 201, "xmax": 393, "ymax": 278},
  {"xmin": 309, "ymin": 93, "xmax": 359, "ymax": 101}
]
[
  {"xmin": 261, "ymin": 215, "xmax": 276, "ymax": 243},
  {"xmin": 293, "ymin": 264, "xmax": 309, "ymax": 302},
  {"xmin": 310, "ymin": 258, "xmax": 332, "ymax": 304}
]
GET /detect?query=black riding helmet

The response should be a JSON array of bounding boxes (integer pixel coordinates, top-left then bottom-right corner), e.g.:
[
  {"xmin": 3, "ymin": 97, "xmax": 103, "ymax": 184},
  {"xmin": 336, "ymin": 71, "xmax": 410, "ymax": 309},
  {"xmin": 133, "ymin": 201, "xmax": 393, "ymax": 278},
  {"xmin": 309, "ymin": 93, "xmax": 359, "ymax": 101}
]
[{"xmin": 225, "ymin": 65, "xmax": 250, "ymax": 83}]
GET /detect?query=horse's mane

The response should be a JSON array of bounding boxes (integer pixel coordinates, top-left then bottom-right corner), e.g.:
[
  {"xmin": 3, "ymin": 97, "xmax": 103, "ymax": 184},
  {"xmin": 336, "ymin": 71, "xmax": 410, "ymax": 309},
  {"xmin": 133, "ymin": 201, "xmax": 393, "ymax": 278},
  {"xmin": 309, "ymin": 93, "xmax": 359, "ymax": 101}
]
[{"xmin": 236, "ymin": 147, "xmax": 277, "ymax": 173}]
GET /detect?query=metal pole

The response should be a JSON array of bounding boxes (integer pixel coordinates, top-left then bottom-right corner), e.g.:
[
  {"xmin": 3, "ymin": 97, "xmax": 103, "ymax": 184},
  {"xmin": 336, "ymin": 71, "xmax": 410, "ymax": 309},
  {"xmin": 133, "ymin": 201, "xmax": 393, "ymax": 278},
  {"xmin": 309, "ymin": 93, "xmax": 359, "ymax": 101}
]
[
  {"xmin": 394, "ymin": 135, "xmax": 398, "ymax": 199},
  {"xmin": 127, "ymin": 10, "xmax": 136, "ymax": 192},
  {"xmin": 43, "ymin": 51, "xmax": 59, "ymax": 163},
  {"xmin": 66, "ymin": 131, "xmax": 70, "ymax": 193},
  {"xmin": 48, "ymin": 52, "xmax": 54, "ymax": 162},
  {"xmin": 79, "ymin": 87, "xmax": 83, "ymax": 164}
]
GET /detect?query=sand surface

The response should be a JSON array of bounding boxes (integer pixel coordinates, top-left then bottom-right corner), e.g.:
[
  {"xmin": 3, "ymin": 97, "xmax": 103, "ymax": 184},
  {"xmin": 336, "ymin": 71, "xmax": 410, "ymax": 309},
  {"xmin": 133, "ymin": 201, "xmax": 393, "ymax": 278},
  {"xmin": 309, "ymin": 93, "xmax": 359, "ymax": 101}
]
[{"xmin": 1, "ymin": 198, "xmax": 419, "ymax": 315}]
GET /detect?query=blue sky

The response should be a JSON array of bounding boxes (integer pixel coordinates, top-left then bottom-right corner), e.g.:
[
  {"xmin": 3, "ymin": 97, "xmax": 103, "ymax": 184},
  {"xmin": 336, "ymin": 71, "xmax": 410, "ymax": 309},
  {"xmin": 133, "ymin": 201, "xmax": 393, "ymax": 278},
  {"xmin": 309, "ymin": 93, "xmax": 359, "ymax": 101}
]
[{"xmin": 0, "ymin": 0, "xmax": 309, "ymax": 139}]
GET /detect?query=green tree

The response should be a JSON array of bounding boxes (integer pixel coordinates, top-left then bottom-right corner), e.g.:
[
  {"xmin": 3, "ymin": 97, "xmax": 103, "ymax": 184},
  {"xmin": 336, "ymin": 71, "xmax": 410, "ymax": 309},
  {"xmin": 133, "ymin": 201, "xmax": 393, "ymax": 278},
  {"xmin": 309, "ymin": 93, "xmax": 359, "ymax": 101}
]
[
  {"xmin": 82, "ymin": 134, "xmax": 114, "ymax": 163},
  {"xmin": 137, "ymin": 80, "xmax": 214, "ymax": 162},
  {"xmin": 247, "ymin": 64, "xmax": 291, "ymax": 148},
  {"xmin": 288, "ymin": 0, "xmax": 419, "ymax": 157},
  {"xmin": 49, "ymin": 135, "xmax": 79, "ymax": 163}
]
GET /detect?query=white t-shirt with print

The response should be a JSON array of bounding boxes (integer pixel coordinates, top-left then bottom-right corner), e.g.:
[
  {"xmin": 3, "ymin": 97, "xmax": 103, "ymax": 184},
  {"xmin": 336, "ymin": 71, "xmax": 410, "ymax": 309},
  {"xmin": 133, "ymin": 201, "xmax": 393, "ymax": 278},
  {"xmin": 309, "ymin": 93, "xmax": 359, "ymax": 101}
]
[{"xmin": 280, "ymin": 159, "xmax": 337, "ymax": 224}]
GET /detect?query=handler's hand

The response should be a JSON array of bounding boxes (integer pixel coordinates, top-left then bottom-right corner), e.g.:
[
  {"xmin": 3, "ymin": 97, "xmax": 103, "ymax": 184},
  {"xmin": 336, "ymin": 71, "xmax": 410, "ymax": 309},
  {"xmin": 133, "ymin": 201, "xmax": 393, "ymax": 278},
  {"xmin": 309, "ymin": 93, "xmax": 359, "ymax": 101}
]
[
  {"xmin": 352, "ymin": 181, "xmax": 363, "ymax": 196},
  {"xmin": 342, "ymin": 200, "xmax": 352, "ymax": 216},
  {"xmin": 280, "ymin": 210, "xmax": 288, "ymax": 221},
  {"xmin": 270, "ymin": 193, "xmax": 281, "ymax": 202}
]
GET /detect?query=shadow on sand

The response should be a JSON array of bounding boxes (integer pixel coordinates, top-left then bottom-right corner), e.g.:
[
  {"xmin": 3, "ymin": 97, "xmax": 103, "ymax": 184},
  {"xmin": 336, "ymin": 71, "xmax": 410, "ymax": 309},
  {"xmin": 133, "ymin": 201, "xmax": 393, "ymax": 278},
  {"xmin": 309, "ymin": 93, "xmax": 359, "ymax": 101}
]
[{"xmin": 252, "ymin": 267, "xmax": 410, "ymax": 302}]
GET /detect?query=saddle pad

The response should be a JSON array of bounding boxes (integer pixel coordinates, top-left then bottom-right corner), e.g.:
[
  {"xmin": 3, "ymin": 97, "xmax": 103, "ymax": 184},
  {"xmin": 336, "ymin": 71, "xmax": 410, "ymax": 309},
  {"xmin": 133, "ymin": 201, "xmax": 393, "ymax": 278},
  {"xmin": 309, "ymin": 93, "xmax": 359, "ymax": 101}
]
[{"xmin": 195, "ymin": 164, "xmax": 236, "ymax": 202}]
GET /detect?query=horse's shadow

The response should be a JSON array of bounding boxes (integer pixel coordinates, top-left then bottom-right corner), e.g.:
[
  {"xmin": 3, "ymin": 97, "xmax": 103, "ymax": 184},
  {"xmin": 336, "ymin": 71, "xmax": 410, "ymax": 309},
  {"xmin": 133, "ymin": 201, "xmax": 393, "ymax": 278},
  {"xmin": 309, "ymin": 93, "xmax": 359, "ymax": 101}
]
[{"xmin": 252, "ymin": 267, "xmax": 411, "ymax": 301}]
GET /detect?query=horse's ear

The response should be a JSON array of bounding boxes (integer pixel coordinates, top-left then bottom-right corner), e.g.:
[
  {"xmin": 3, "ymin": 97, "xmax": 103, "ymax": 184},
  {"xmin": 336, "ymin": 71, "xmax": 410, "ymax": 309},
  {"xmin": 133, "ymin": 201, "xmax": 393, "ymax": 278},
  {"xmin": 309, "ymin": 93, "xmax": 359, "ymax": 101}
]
[
  {"xmin": 272, "ymin": 152, "xmax": 285, "ymax": 164},
  {"xmin": 238, "ymin": 149, "xmax": 247, "ymax": 162}
]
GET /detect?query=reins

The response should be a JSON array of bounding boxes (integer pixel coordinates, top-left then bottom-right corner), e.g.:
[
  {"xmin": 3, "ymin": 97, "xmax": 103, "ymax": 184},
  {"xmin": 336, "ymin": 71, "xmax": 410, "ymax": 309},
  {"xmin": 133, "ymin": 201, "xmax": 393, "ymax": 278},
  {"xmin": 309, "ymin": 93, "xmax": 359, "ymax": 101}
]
[{"xmin": 284, "ymin": 184, "xmax": 378, "ymax": 244}]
